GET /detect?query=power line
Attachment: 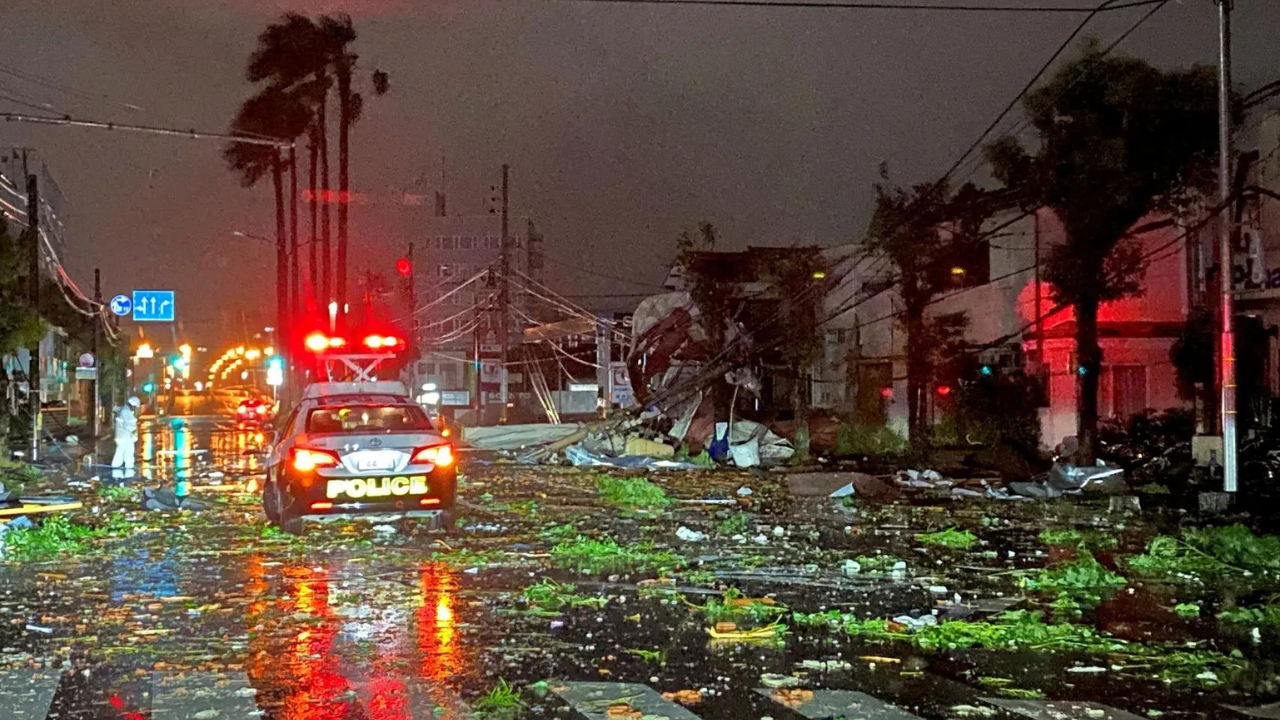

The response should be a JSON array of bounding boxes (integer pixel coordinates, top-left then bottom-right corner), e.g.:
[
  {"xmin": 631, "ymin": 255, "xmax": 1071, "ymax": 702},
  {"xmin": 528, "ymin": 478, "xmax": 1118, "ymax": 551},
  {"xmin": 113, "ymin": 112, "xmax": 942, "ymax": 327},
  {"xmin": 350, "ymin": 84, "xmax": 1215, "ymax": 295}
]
[
  {"xmin": 539, "ymin": 253, "xmax": 667, "ymax": 289},
  {"xmin": 0, "ymin": 90, "xmax": 65, "ymax": 116},
  {"xmin": 738, "ymin": 0, "xmax": 1161, "ymax": 360},
  {"xmin": 0, "ymin": 113, "xmax": 292, "ymax": 148},
  {"xmin": 549, "ymin": 0, "xmax": 1165, "ymax": 12}
]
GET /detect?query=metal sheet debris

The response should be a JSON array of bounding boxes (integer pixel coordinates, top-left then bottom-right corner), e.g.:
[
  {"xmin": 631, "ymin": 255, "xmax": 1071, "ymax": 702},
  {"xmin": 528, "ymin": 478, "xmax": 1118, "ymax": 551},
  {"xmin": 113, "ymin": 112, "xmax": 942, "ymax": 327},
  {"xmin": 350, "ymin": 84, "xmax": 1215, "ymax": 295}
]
[
  {"xmin": 554, "ymin": 681, "xmax": 703, "ymax": 720},
  {"xmin": 981, "ymin": 698, "xmax": 1145, "ymax": 720},
  {"xmin": 755, "ymin": 688, "xmax": 925, "ymax": 719}
]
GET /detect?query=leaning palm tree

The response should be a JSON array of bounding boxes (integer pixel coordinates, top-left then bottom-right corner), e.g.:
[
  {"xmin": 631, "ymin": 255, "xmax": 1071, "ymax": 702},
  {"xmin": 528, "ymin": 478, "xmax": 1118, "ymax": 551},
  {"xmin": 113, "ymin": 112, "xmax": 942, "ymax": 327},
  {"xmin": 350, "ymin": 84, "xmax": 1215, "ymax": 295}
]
[
  {"xmin": 319, "ymin": 14, "xmax": 359, "ymax": 332},
  {"xmin": 243, "ymin": 12, "xmax": 331, "ymax": 320},
  {"xmin": 317, "ymin": 14, "xmax": 390, "ymax": 332},
  {"xmin": 223, "ymin": 87, "xmax": 311, "ymax": 342}
]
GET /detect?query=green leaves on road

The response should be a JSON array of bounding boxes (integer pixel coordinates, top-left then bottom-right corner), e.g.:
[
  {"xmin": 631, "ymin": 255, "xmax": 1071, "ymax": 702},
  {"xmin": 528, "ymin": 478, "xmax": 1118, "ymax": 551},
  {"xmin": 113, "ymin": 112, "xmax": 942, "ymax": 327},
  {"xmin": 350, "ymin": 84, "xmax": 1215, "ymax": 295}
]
[
  {"xmin": 550, "ymin": 536, "xmax": 684, "ymax": 575},
  {"xmin": 596, "ymin": 474, "xmax": 671, "ymax": 515},
  {"xmin": 916, "ymin": 527, "xmax": 976, "ymax": 550}
]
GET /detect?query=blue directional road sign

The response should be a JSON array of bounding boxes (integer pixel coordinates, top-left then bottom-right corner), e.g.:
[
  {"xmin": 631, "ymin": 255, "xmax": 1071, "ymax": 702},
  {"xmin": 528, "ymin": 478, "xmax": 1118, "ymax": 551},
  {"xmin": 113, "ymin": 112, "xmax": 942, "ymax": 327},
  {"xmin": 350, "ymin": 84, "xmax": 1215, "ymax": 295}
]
[
  {"xmin": 109, "ymin": 294, "xmax": 132, "ymax": 317},
  {"xmin": 132, "ymin": 290, "xmax": 176, "ymax": 322}
]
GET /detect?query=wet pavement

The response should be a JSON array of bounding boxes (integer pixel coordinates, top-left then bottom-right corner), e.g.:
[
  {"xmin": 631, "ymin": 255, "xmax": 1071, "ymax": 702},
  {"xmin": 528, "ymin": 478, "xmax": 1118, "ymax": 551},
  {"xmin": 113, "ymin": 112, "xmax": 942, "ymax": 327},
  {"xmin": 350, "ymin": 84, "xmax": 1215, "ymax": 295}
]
[{"xmin": 2, "ymin": 413, "xmax": 1280, "ymax": 719}]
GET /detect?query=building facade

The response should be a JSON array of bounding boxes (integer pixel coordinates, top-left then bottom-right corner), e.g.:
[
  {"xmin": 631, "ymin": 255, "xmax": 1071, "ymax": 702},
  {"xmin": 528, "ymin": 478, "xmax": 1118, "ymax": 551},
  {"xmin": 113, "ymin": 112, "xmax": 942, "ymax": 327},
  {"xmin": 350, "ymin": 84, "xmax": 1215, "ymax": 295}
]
[
  {"xmin": 822, "ymin": 207, "xmax": 1194, "ymax": 448},
  {"xmin": 0, "ymin": 148, "xmax": 82, "ymax": 420},
  {"xmin": 412, "ymin": 213, "xmax": 545, "ymax": 399}
]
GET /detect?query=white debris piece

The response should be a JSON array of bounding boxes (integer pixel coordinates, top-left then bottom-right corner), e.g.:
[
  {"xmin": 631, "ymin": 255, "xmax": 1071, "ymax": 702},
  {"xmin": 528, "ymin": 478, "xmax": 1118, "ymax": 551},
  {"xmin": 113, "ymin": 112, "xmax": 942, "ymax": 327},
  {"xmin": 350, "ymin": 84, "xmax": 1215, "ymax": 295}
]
[
  {"xmin": 842, "ymin": 560, "xmax": 862, "ymax": 576},
  {"xmin": 753, "ymin": 534, "xmax": 769, "ymax": 546},
  {"xmin": 675, "ymin": 526, "xmax": 707, "ymax": 542},
  {"xmin": 736, "ymin": 486, "xmax": 753, "ymax": 497},
  {"xmin": 891, "ymin": 614, "xmax": 937, "ymax": 631},
  {"xmin": 373, "ymin": 525, "xmax": 397, "ymax": 534},
  {"xmin": 772, "ymin": 526, "xmax": 785, "ymax": 538}
]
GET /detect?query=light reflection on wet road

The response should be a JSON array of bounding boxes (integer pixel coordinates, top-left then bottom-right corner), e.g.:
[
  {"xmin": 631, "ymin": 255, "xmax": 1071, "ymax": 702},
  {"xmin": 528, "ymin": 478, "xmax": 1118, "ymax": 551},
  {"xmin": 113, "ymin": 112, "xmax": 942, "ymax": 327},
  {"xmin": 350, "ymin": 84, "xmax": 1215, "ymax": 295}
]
[{"xmin": 27, "ymin": 408, "xmax": 485, "ymax": 719}]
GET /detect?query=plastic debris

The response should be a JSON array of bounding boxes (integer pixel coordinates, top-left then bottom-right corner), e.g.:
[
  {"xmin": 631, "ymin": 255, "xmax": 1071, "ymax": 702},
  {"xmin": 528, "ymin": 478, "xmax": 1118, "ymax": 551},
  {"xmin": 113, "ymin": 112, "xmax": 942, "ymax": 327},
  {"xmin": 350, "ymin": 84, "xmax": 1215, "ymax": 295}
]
[
  {"xmin": 675, "ymin": 526, "xmax": 707, "ymax": 542},
  {"xmin": 842, "ymin": 559, "xmax": 862, "ymax": 576},
  {"xmin": 373, "ymin": 524, "xmax": 397, "ymax": 534},
  {"xmin": 799, "ymin": 660, "xmax": 853, "ymax": 672},
  {"xmin": 891, "ymin": 614, "xmax": 937, "ymax": 631},
  {"xmin": 760, "ymin": 673, "xmax": 800, "ymax": 689},
  {"xmin": 736, "ymin": 486, "xmax": 754, "ymax": 497}
]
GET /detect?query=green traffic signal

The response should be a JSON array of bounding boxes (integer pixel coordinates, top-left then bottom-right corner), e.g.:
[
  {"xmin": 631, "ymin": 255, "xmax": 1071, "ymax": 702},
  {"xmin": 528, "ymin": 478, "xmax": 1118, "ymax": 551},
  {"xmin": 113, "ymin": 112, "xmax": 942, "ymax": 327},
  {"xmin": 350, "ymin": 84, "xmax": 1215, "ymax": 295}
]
[{"xmin": 142, "ymin": 382, "xmax": 156, "ymax": 394}]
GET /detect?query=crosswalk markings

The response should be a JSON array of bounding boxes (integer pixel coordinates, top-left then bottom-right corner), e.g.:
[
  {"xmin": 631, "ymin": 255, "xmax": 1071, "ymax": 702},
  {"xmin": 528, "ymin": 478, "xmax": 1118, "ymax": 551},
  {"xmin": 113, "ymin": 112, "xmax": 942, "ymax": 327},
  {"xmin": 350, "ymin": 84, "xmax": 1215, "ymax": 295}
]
[
  {"xmin": 981, "ymin": 698, "xmax": 1145, "ymax": 720},
  {"xmin": 554, "ymin": 681, "xmax": 703, "ymax": 720},
  {"xmin": 151, "ymin": 670, "xmax": 261, "ymax": 720},
  {"xmin": 0, "ymin": 668, "xmax": 61, "ymax": 720},
  {"xmin": 756, "ymin": 688, "xmax": 925, "ymax": 720},
  {"xmin": 1224, "ymin": 702, "xmax": 1280, "ymax": 719}
]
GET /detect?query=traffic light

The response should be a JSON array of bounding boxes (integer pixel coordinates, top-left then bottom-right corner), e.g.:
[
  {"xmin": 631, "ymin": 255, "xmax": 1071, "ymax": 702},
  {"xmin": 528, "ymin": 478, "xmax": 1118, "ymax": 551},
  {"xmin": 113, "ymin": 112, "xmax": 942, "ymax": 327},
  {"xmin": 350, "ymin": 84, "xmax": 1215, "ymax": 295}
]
[
  {"xmin": 979, "ymin": 364, "xmax": 994, "ymax": 377},
  {"xmin": 936, "ymin": 384, "xmax": 953, "ymax": 397},
  {"xmin": 266, "ymin": 356, "xmax": 284, "ymax": 387},
  {"xmin": 142, "ymin": 381, "xmax": 156, "ymax": 394},
  {"xmin": 396, "ymin": 257, "xmax": 412, "ymax": 277}
]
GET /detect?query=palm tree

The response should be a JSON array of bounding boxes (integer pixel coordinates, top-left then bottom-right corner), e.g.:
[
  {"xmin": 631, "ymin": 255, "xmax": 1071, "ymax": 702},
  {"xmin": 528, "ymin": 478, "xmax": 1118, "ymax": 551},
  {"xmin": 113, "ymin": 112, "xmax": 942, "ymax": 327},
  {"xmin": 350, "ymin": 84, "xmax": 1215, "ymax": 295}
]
[
  {"xmin": 234, "ymin": 13, "xmax": 331, "ymax": 330},
  {"xmin": 223, "ymin": 86, "xmax": 310, "ymax": 344},
  {"xmin": 319, "ymin": 14, "xmax": 359, "ymax": 332}
]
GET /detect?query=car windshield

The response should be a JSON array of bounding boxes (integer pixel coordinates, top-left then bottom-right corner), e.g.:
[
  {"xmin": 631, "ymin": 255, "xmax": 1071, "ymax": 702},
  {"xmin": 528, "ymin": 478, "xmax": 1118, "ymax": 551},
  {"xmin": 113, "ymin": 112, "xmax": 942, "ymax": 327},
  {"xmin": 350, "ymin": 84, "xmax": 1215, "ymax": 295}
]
[{"xmin": 305, "ymin": 404, "xmax": 431, "ymax": 434}]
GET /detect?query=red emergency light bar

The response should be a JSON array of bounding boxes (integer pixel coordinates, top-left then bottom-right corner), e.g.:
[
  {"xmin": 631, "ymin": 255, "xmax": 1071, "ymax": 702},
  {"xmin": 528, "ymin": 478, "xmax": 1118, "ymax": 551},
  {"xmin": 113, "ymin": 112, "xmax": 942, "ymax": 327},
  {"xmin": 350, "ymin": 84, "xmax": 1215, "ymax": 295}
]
[{"xmin": 304, "ymin": 331, "xmax": 404, "ymax": 354}]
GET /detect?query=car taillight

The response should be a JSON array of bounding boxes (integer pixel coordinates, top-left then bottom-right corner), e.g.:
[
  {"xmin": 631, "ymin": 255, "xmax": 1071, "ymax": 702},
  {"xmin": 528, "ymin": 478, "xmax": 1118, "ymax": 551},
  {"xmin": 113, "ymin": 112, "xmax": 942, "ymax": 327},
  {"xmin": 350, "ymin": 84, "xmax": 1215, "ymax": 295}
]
[
  {"xmin": 292, "ymin": 447, "xmax": 341, "ymax": 472},
  {"xmin": 411, "ymin": 444, "xmax": 454, "ymax": 467}
]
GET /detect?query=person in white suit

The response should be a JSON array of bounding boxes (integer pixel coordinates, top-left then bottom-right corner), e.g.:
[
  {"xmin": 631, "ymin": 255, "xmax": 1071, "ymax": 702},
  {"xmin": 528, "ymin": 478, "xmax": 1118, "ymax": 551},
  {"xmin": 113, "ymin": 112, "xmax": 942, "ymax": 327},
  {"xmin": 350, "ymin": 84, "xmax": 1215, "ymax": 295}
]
[{"xmin": 111, "ymin": 396, "xmax": 140, "ymax": 479}]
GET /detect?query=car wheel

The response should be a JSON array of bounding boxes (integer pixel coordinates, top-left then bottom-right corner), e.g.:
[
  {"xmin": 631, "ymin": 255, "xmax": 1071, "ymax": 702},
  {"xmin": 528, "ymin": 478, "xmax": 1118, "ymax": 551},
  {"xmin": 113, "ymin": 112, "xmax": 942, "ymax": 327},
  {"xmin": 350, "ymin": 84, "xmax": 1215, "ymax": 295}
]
[
  {"xmin": 279, "ymin": 510, "xmax": 304, "ymax": 536},
  {"xmin": 263, "ymin": 478, "xmax": 281, "ymax": 524}
]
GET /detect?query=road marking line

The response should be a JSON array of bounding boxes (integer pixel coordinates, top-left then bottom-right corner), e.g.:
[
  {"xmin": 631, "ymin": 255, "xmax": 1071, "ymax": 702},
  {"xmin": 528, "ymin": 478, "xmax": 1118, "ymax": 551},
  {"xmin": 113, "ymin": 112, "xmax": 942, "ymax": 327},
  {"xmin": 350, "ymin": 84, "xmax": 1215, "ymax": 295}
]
[
  {"xmin": 756, "ymin": 688, "xmax": 925, "ymax": 719},
  {"xmin": 0, "ymin": 668, "xmax": 61, "ymax": 719},
  {"xmin": 554, "ymin": 681, "xmax": 703, "ymax": 720},
  {"xmin": 981, "ymin": 697, "xmax": 1146, "ymax": 720},
  {"xmin": 151, "ymin": 670, "xmax": 260, "ymax": 720}
]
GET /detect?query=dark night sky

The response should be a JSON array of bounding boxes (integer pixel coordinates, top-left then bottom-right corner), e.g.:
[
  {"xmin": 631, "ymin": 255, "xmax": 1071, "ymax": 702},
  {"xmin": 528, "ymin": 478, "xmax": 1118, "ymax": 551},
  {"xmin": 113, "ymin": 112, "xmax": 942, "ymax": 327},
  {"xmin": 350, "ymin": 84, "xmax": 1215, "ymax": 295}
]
[{"xmin": 2, "ymin": 0, "xmax": 1278, "ymax": 346}]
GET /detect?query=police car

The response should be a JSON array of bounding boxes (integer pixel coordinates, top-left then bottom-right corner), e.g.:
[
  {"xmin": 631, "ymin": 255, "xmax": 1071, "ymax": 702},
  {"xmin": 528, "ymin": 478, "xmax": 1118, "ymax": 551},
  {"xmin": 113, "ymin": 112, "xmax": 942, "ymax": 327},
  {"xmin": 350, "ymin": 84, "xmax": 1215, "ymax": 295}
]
[{"xmin": 263, "ymin": 379, "xmax": 457, "ymax": 534}]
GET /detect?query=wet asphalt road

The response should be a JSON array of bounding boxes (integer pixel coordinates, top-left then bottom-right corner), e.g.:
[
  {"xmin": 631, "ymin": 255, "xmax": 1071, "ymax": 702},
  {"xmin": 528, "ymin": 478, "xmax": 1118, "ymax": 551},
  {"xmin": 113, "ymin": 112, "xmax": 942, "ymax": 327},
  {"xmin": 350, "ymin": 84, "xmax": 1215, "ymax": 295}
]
[{"xmin": 2, "ymin": 411, "xmax": 1280, "ymax": 719}]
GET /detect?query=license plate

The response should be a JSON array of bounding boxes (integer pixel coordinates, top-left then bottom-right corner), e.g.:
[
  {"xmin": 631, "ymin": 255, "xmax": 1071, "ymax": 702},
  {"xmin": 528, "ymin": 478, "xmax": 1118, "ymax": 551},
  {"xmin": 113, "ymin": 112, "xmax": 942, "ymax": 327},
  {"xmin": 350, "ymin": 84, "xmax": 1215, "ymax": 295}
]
[
  {"xmin": 326, "ymin": 475, "xmax": 429, "ymax": 500},
  {"xmin": 355, "ymin": 456, "xmax": 395, "ymax": 471}
]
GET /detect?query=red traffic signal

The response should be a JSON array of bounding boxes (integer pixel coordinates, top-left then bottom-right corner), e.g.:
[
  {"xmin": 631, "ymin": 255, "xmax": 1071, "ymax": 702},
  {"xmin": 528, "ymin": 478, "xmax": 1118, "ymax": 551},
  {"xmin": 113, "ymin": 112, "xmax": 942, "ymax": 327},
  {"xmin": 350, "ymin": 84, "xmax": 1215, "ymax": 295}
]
[
  {"xmin": 936, "ymin": 384, "xmax": 953, "ymax": 397},
  {"xmin": 396, "ymin": 257, "xmax": 412, "ymax": 276}
]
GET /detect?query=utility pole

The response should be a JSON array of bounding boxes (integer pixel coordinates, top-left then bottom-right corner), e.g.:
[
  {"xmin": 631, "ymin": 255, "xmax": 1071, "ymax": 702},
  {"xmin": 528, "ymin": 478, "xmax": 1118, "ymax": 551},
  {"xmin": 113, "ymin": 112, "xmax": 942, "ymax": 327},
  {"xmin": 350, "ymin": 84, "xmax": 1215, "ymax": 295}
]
[
  {"xmin": 1033, "ymin": 210, "xmax": 1043, "ymax": 362},
  {"xmin": 91, "ymin": 268, "xmax": 101, "ymax": 441},
  {"xmin": 273, "ymin": 150, "xmax": 288, "ymax": 369},
  {"xmin": 25, "ymin": 167, "xmax": 40, "ymax": 461},
  {"xmin": 289, "ymin": 145, "xmax": 300, "ymax": 334},
  {"xmin": 1218, "ymin": 0, "xmax": 1238, "ymax": 494},
  {"xmin": 499, "ymin": 164, "xmax": 510, "ymax": 424},
  {"xmin": 596, "ymin": 317, "xmax": 611, "ymax": 419},
  {"xmin": 406, "ymin": 242, "xmax": 417, "ymax": 342}
]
